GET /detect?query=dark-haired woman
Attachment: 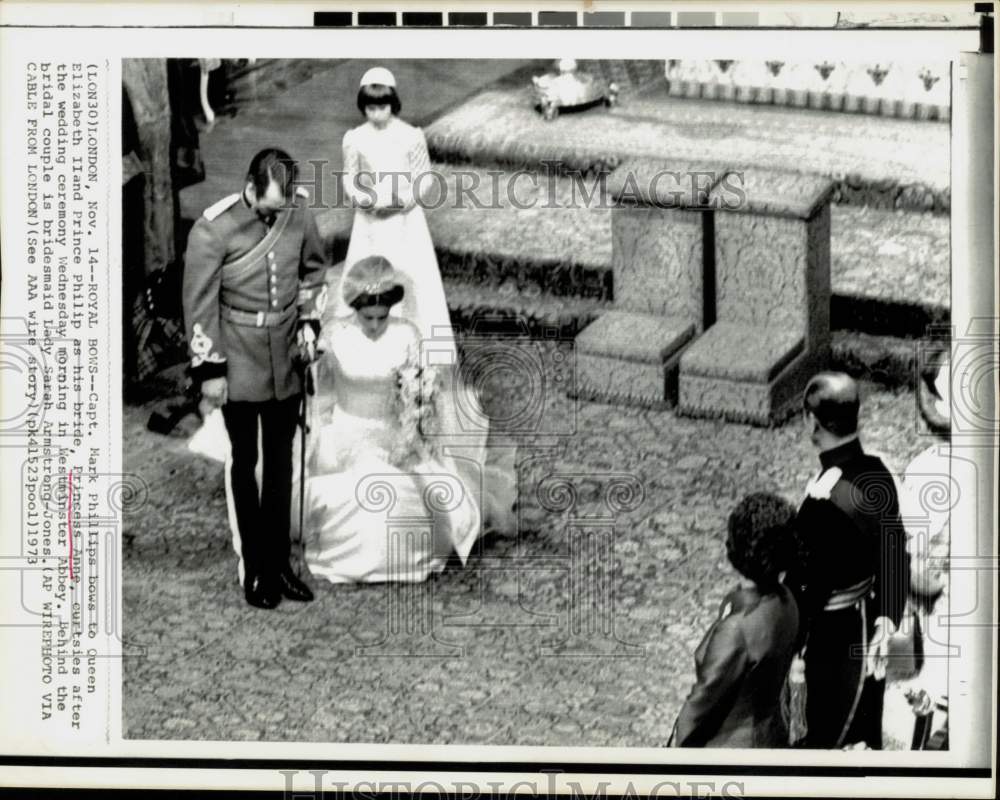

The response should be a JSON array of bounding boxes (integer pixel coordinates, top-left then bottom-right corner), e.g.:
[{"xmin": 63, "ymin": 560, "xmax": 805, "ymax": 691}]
[
  {"xmin": 671, "ymin": 493, "xmax": 801, "ymax": 748},
  {"xmin": 333, "ymin": 66, "xmax": 454, "ymax": 358},
  {"xmin": 295, "ymin": 256, "xmax": 515, "ymax": 584}
]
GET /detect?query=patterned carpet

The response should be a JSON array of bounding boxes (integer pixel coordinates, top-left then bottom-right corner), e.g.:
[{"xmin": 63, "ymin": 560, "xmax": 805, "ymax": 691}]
[{"xmin": 123, "ymin": 354, "xmax": 929, "ymax": 746}]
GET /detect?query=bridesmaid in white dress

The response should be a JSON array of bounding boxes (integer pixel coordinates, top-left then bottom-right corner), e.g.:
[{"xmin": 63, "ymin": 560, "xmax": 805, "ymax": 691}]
[
  {"xmin": 334, "ymin": 66, "xmax": 454, "ymax": 358},
  {"xmin": 294, "ymin": 256, "xmax": 515, "ymax": 584}
]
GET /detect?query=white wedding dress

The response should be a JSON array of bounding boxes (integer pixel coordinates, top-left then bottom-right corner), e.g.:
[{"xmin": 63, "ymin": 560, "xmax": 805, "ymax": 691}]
[
  {"xmin": 290, "ymin": 316, "xmax": 515, "ymax": 583},
  {"xmin": 190, "ymin": 315, "xmax": 516, "ymax": 585}
]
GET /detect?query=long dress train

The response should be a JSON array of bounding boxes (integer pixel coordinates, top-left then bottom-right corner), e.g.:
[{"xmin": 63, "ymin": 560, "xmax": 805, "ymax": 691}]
[{"xmin": 290, "ymin": 317, "xmax": 515, "ymax": 583}]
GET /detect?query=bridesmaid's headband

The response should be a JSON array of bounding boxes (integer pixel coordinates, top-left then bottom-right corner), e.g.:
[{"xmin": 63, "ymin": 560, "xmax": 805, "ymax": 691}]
[{"xmin": 360, "ymin": 67, "xmax": 396, "ymax": 88}]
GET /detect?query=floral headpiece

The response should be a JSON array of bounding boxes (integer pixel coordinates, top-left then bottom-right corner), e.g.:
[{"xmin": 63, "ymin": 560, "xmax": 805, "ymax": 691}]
[{"xmin": 341, "ymin": 255, "xmax": 403, "ymax": 307}]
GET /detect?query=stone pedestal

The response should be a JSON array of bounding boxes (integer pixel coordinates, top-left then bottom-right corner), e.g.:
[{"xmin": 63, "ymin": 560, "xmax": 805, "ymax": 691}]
[
  {"xmin": 573, "ymin": 161, "xmax": 719, "ymax": 408},
  {"xmin": 678, "ymin": 169, "xmax": 834, "ymax": 425}
]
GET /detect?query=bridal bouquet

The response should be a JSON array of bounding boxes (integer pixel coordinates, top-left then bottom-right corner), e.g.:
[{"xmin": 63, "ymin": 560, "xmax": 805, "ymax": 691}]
[{"xmin": 391, "ymin": 359, "xmax": 442, "ymax": 467}]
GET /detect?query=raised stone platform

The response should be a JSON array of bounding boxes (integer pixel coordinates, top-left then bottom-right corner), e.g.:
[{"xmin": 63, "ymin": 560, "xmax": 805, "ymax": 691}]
[{"xmin": 425, "ymin": 82, "xmax": 950, "ymax": 212}]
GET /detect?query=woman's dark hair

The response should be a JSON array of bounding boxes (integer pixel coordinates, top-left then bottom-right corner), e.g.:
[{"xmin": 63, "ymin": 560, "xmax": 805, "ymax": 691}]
[
  {"xmin": 357, "ymin": 83, "xmax": 401, "ymax": 116},
  {"xmin": 726, "ymin": 492, "xmax": 800, "ymax": 592},
  {"xmin": 348, "ymin": 284, "xmax": 405, "ymax": 311},
  {"xmin": 246, "ymin": 147, "xmax": 297, "ymax": 201}
]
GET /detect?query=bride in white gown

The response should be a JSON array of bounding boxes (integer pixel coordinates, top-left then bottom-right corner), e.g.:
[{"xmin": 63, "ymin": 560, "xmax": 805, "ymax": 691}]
[{"xmin": 292, "ymin": 255, "xmax": 515, "ymax": 583}]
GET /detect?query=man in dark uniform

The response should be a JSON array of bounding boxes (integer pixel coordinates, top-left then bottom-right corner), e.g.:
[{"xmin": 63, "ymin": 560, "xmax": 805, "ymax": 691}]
[
  {"xmin": 791, "ymin": 372, "xmax": 909, "ymax": 748},
  {"xmin": 182, "ymin": 147, "xmax": 328, "ymax": 609}
]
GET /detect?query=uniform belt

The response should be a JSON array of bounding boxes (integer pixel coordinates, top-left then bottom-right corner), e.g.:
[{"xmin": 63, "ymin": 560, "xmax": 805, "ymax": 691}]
[
  {"xmin": 221, "ymin": 301, "xmax": 295, "ymax": 328},
  {"xmin": 824, "ymin": 576, "xmax": 875, "ymax": 611}
]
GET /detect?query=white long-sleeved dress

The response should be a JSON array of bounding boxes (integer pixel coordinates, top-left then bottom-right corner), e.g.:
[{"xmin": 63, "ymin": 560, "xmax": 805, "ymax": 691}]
[{"xmin": 335, "ymin": 118, "xmax": 454, "ymax": 357}]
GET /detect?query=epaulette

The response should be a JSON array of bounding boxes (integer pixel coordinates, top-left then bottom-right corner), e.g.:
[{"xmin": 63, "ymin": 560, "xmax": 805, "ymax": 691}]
[
  {"xmin": 295, "ymin": 186, "xmax": 310, "ymax": 199},
  {"xmin": 805, "ymin": 466, "xmax": 843, "ymax": 500},
  {"xmin": 203, "ymin": 193, "xmax": 241, "ymax": 221}
]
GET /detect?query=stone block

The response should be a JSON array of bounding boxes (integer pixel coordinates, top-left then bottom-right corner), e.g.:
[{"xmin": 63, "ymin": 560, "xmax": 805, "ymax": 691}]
[
  {"xmin": 678, "ymin": 169, "xmax": 834, "ymax": 425},
  {"xmin": 710, "ymin": 169, "xmax": 832, "ymax": 351},
  {"xmin": 679, "ymin": 322, "xmax": 804, "ymax": 382},
  {"xmin": 678, "ymin": 351, "xmax": 822, "ymax": 426},
  {"xmin": 574, "ymin": 311, "xmax": 695, "ymax": 408},
  {"xmin": 607, "ymin": 160, "xmax": 723, "ymax": 329}
]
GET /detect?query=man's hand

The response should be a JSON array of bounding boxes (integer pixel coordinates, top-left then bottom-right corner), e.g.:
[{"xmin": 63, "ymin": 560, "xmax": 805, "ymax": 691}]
[
  {"xmin": 296, "ymin": 324, "xmax": 317, "ymax": 365},
  {"xmin": 866, "ymin": 616, "xmax": 897, "ymax": 680},
  {"xmin": 905, "ymin": 687, "xmax": 934, "ymax": 715},
  {"xmin": 201, "ymin": 376, "xmax": 228, "ymax": 408}
]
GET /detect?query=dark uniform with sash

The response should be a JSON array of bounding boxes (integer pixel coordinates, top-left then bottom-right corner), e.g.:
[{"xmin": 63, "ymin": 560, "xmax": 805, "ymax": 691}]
[
  {"xmin": 793, "ymin": 438, "xmax": 909, "ymax": 749},
  {"xmin": 182, "ymin": 186, "xmax": 327, "ymax": 586}
]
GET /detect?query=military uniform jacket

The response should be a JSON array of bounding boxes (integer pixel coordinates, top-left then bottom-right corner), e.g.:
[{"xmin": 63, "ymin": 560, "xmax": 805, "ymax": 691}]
[
  {"xmin": 673, "ymin": 584, "xmax": 800, "ymax": 748},
  {"xmin": 182, "ymin": 188, "xmax": 328, "ymax": 402},
  {"xmin": 793, "ymin": 438, "xmax": 909, "ymax": 630}
]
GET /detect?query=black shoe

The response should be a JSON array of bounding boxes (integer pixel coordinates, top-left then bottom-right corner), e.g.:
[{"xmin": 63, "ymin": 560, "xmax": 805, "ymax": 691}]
[
  {"xmin": 245, "ymin": 573, "xmax": 281, "ymax": 610},
  {"xmin": 277, "ymin": 567, "xmax": 314, "ymax": 602}
]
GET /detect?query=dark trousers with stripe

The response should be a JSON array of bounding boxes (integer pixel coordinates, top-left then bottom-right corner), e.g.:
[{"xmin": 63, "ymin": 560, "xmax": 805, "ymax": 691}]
[
  {"xmin": 222, "ymin": 395, "xmax": 301, "ymax": 580},
  {"xmin": 804, "ymin": 601, "xmax": 884, "ymax": 749}
]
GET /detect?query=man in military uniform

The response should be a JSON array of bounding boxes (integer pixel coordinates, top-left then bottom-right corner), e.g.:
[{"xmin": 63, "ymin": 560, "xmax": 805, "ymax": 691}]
[
  {"xmin": 182, "ymin": 147, "xmax": 328, "ymax": 609},
  {"xmin": 791, "ymin": 372, "xmax": 910, "ymax": 749}
]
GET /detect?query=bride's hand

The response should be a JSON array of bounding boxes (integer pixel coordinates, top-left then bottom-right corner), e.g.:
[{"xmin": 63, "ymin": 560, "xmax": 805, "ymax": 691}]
[
  {"xmin": 352, "ymin": 188, "xmax": 374, "ymax": 209},
  {"xmin": 371, "ymin": 198, "xmax": 405, "ymax": 218}
]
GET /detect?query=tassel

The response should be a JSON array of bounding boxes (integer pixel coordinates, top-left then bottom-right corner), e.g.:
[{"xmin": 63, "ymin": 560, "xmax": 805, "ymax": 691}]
[{"xmin": 782, "ymin": 653, "xmax": 808, "ymax": 746}]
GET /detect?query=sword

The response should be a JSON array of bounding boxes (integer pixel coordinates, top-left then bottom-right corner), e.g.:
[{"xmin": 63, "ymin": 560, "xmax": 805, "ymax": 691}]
[{"xmin": 295, "ymin": 361, "xmax": 313, "ymax": 577}]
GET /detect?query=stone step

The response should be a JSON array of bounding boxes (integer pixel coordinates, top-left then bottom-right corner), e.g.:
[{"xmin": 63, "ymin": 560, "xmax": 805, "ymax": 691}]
[
  {"xmin": 830, "ymin": 330, "xmax": 923, "ymax": 388},
  {"xmin": 326, "ymin": 252, "xmax": 944, "ymax": 344},
  {"xmin": 314, "ymin": 165, "xmax": 948, "ymax": 340},
  {"xmin": 440, "ymin": 279, "xmax": 926, "ymax": 389},
  {"xmin": 443, "ymin": 278, "xmax": 607, "ymax": 339},
  {"xmin": 140, "ymin": 303, "xmax": 922, "ymax": 404}
]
